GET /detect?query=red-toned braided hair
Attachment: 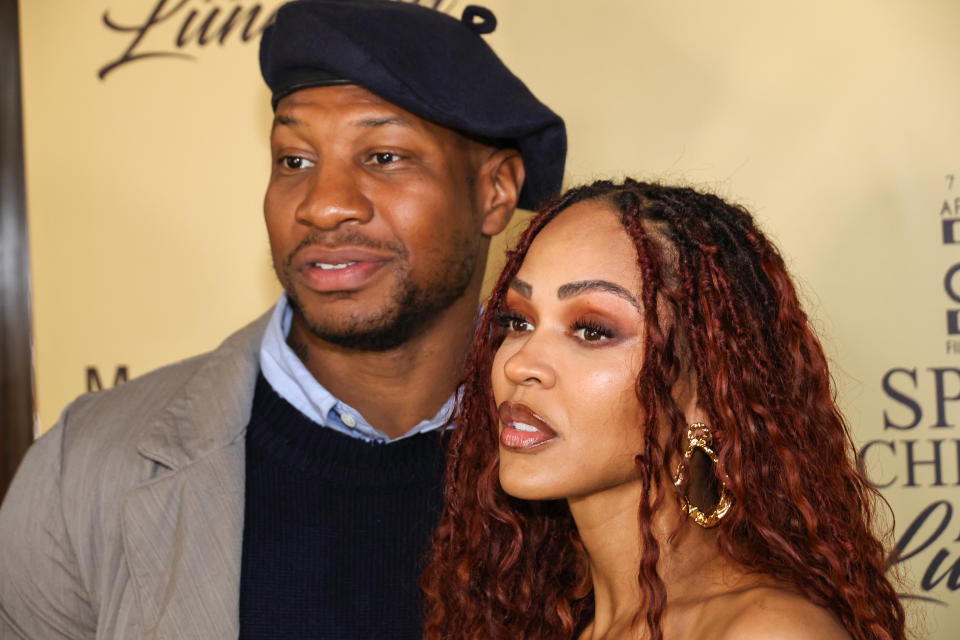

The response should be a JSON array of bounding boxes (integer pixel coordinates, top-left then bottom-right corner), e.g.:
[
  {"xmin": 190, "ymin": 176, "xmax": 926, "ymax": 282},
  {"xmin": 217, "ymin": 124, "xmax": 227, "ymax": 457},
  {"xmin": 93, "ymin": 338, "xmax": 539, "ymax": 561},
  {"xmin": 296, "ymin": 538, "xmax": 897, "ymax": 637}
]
[{"xmin": 422, "ymin": 179, "xmax": 905, "ymax": 640}]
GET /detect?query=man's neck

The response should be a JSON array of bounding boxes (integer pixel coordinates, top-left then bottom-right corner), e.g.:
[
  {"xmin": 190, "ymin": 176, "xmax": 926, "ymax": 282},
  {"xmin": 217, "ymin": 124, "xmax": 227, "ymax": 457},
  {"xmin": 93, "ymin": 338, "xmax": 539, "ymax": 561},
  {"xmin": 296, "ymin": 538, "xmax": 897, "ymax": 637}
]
[{"xmin": 287, "ymin": 296, "xmax": 478, "ymax": 440}]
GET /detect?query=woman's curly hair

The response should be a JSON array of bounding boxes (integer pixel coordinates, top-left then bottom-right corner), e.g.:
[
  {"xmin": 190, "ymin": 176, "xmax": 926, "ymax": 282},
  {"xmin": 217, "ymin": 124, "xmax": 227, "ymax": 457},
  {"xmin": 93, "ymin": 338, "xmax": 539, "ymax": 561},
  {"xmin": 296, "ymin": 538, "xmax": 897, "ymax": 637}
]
[{"xmin": 422, "ymin": 178, "xmax": 905, "ymax": 640}]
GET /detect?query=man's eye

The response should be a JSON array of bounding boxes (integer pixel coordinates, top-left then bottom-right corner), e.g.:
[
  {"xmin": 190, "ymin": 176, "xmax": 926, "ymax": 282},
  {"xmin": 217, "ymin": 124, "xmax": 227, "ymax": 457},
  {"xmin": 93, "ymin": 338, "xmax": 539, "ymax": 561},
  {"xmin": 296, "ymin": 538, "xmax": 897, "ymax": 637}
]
[
  {"xmin": 279, "ymin": 156, "xmax": 314, "ymax": 170},
  {"xmin": 367, "ymin": 152, "xmax": 402, "ymax": 166}
]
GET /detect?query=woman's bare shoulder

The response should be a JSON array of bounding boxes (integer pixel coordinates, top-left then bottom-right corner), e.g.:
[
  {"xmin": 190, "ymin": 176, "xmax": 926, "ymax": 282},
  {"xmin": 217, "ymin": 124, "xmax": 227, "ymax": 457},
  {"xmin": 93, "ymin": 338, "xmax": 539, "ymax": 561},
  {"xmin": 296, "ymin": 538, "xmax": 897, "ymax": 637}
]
[{"xmin": 705, "ymin": 585, "xmax": 850, "ymax": 640}]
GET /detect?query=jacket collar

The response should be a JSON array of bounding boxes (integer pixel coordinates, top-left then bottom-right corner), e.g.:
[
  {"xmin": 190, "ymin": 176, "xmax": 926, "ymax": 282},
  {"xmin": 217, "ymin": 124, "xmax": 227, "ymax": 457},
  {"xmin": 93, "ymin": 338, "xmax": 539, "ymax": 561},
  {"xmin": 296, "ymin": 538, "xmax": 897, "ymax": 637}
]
[{"xmin": 136, "ymin": 310, "xmax": 271, "ymax": 469}]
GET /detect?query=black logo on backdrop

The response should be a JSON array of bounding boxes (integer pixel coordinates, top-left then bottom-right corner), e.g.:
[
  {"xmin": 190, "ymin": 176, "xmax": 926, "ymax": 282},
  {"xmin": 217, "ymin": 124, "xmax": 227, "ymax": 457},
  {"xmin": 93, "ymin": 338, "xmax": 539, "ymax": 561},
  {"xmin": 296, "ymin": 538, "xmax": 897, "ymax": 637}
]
[
  {"xmin": 86, "ymin": 365, "xmax": 129, "ymax": 392},
  {"xmin": 943, "ymin": 174, "xmax": 960, "ymax": 340},
  {"xmin": 98, "ymin": 0, "xmax": 457, "ymax": 79},
  {"xmin": 862, "ymin": 173, "xmax": 960, "ymax": 605}
]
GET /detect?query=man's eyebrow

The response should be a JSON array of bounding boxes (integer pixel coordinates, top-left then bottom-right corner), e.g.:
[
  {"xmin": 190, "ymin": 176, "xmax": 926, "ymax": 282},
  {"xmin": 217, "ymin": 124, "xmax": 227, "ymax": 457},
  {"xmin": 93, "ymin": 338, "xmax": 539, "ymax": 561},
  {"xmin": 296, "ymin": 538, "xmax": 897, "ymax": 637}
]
[
  {"xmin": 508, "ymin": 278, "xmax": 532, "ymax": 298},
  {"xmin": 557, "ymin": 280, "xmax": 640, "ymax": 310},
  {"xmin": 272, "ymin": 114, "xmax": 301, "ymax": 130},
  {"xmin": 354, "ymin": 115, "xmax": 415, "ymax": 129}
]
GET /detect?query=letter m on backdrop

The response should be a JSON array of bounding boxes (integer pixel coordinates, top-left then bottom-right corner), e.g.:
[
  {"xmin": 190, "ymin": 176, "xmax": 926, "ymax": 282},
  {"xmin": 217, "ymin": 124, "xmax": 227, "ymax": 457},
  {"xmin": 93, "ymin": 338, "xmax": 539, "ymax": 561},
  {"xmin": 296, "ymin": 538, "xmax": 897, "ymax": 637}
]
[{"xmin": 86, "ymin": 366, "xmax": 129, "ymax": 392}]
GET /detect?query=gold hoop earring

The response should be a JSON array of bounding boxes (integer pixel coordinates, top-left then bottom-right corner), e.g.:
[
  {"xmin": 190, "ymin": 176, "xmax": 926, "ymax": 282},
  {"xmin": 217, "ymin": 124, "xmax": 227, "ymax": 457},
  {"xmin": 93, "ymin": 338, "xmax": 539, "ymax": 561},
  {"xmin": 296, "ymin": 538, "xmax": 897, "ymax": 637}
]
[{"xmin": 673, "ymin": 423, "xmax": 733, "ymax": 528}]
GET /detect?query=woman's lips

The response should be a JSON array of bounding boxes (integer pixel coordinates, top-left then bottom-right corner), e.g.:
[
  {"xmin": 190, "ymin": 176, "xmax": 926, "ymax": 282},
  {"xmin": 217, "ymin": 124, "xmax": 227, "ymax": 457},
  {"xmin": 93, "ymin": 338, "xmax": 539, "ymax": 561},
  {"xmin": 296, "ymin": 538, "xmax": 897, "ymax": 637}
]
[{"xmin": 498, "ymin": 401, "xmax": 558, "ymax": 450}]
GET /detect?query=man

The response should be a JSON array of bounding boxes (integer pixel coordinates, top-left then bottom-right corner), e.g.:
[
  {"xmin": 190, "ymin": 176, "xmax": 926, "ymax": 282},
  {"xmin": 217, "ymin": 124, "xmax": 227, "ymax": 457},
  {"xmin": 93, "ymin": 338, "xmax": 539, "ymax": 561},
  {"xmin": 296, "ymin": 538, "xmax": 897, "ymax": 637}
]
[{"xmin": 0, "ymin": 1, "xmax": 565, "ymax": 638}]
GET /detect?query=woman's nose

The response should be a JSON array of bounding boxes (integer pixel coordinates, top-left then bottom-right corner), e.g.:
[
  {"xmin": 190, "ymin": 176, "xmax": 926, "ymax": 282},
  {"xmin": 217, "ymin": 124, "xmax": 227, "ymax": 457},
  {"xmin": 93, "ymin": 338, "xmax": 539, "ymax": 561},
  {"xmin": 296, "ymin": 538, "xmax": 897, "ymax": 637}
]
[{"xmin": 501, "ymin": 336, "xmax": 557, "ymax": 388}]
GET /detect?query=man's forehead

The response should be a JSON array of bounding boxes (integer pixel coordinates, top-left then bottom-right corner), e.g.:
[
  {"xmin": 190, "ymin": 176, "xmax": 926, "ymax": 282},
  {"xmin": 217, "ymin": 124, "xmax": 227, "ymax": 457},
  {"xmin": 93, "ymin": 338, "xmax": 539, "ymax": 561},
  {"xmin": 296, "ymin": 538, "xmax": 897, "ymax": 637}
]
[
  {"xmin": 274, "ymin": 85, "xmax": 421, "ymax": 127},
  {"xmin": 278, "ymin": 84, "xmax": 386, "ymax": 108},
  {"xmin": 268, "ymin": 86, "xmax": 478, "ymax": 151}
]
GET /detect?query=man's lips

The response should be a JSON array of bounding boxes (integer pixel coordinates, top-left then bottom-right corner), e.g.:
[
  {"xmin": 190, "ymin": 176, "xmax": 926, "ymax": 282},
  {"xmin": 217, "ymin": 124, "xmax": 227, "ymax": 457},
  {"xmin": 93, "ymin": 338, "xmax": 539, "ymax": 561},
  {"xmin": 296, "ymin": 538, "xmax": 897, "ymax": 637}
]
[
  {"xmin": 498, "ymin": 401, "xmax": 558, "ymax": 450},
  {"xmin": 292, "ymin": 246, "xmax": 391, "ymax": 293}
]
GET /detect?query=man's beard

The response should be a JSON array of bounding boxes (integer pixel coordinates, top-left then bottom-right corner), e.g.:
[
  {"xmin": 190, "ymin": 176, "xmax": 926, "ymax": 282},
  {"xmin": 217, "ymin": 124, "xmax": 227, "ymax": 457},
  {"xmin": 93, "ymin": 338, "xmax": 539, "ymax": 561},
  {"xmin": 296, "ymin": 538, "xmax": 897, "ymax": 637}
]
[{"xmin": 284, "ymin": 236, "xmax": 479, "ymax": 352}]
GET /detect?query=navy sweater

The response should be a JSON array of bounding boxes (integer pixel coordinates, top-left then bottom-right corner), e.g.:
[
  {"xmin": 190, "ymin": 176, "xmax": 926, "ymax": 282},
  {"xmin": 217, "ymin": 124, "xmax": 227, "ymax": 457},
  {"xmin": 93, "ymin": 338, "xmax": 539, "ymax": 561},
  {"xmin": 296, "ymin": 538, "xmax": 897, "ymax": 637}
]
[{"xmin": 239, "ymin": 374, "xmax": 446, "ymax": 639}]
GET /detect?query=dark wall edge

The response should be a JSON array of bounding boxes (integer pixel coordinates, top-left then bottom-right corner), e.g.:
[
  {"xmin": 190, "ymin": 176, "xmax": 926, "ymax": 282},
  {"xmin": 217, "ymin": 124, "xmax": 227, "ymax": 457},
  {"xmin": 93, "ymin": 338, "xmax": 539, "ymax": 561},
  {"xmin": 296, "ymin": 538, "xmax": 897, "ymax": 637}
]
[{"xmin": 0, "ymin": 0, "xmax": 36, "ymax": 503}]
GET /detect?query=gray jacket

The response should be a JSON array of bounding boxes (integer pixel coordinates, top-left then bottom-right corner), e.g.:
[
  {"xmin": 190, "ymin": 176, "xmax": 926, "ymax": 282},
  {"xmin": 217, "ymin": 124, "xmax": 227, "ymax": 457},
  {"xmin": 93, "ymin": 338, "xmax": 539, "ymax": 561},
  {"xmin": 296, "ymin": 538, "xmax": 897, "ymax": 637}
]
[{"xmin": 0, "ymin": 312, "xmax": 271, "ymax": 639}]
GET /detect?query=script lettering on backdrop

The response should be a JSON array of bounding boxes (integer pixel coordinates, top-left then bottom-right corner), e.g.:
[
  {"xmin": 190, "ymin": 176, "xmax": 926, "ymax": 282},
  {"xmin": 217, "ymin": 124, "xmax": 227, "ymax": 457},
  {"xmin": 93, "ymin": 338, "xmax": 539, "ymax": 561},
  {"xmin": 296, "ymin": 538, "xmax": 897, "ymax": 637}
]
[
  {"xmin": 97, "ymin": 0, "xmax": 458, "ymax": 78},
  {"xmin": 861, "ymin": 173, "xmax": 960, "ymax": 606}
]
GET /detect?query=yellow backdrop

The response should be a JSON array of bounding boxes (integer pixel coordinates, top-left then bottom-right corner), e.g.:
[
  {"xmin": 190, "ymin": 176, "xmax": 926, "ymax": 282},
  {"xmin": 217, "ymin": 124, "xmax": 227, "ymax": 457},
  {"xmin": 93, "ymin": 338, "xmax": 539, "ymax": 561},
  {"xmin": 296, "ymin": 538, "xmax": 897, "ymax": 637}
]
[{"xmin": 19, "ymin": 0, "xmax": 960, "ymax": 635}]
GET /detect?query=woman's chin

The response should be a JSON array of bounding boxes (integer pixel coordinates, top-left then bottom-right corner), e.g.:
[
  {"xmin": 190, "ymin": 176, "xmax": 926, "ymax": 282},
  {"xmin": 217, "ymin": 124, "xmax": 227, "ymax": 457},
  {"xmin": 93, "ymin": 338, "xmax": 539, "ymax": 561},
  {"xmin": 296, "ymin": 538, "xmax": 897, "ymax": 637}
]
[{"xmin": 498, "ymin": 472, "xmax": 565, "ymax": 502}]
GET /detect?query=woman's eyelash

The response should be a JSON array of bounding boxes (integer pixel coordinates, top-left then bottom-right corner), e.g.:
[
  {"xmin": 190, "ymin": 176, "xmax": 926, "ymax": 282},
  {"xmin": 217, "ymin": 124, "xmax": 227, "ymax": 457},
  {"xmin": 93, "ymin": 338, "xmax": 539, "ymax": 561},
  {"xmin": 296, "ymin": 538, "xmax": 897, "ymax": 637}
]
[
  {"xmin": 571, "ymin": 318, "xmax": 615, "ymax": 341},
  {"xmin": 494, "ymin": 310, "xmax": 531, "ymax": 331}
]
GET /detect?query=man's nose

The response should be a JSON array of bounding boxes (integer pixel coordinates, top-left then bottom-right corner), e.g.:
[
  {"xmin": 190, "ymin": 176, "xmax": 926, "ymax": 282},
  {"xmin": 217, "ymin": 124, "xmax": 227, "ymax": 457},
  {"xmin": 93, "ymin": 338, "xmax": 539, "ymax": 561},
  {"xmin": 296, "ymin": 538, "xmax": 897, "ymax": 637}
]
[{"xmin": 294, "ymin": 160, "xmax": 374, "ymax": 229}]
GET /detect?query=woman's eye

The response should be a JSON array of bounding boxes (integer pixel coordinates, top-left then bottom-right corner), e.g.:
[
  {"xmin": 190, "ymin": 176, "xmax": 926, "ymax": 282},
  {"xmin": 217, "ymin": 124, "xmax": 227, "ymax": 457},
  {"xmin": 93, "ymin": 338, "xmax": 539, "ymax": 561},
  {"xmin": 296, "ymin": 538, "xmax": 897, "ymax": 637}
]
[
  {"xmin": 279, "ymin": 155, "xmax": 315, "ymax": 170},
  {"xmin": 509, "ymin": 317, "xmax": 533, "ymax": 332},
  {"xmin": 367, "ymin": 152, "xmax": 402, "ymax": 166},
  {"xmin": 495, "ymin": 311, "xmax": 533, "ymax": 333},
  {"xmin": 573, "ymin": 322, "xmax": 613, "ymax": 343}
]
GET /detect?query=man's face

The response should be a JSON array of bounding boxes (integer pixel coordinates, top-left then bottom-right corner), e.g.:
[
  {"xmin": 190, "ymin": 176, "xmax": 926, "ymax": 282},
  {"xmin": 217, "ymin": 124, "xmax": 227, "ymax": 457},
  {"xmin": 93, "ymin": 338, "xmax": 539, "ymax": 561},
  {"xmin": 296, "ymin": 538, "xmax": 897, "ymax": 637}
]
[{"xmin": 265, "ymin": 84, "xmax": 489, "ymax": 351}]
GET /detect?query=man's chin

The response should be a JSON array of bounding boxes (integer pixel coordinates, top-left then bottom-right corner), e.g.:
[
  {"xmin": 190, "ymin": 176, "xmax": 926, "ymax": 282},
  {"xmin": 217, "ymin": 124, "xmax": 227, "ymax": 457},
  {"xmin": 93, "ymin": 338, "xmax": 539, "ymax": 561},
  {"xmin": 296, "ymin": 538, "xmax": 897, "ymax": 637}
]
[
  {"xmin": 302, "ymin": 316, "xmax": 419, "ymax": 352},
  {"xmin": 289, "ymin": 296, "xmax": 414, "ymax": 352}
]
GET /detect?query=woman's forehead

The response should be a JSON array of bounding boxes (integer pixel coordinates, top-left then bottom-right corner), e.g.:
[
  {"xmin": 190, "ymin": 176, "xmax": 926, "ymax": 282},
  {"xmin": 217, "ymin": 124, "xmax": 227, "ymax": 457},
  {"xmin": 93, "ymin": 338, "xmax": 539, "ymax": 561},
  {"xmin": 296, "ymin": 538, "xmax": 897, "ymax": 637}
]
[{"xmin": 517, "ymin": 201, "xmax": 642, "ymax": 295}]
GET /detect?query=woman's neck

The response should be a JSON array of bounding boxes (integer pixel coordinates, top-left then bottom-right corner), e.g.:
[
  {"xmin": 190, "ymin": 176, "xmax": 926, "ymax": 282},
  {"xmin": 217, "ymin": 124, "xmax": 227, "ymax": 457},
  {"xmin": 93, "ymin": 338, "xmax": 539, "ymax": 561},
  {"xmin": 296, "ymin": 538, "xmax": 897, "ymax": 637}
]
[{"xmin": 569, "ymin": 478, "xmax": 731, "ymax": 640}]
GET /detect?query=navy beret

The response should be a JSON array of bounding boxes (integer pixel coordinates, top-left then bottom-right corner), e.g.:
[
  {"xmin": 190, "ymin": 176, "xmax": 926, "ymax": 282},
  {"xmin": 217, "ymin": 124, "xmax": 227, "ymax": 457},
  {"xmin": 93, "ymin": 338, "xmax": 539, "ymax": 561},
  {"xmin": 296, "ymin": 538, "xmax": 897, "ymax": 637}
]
[{"xmin": 259, "ymin": 0, "xmax": 566, "ymax": 210}]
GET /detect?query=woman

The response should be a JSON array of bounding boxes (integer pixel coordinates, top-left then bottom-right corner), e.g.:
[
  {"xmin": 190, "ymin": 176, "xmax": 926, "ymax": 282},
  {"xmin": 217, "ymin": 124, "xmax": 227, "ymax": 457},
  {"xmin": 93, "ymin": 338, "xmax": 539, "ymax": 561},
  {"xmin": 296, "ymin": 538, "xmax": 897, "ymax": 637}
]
[{"xmin": 422, "ymin": 179, "xmax": 905, "ymax": 640}]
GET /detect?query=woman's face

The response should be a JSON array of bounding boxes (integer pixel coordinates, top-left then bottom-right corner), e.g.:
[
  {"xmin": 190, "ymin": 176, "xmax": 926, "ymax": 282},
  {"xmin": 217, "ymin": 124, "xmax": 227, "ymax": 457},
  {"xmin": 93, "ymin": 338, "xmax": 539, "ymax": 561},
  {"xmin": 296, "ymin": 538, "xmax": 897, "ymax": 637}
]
[{"xmin": 492, "ymin": 200, "xmax": 648, "ymax": 501}]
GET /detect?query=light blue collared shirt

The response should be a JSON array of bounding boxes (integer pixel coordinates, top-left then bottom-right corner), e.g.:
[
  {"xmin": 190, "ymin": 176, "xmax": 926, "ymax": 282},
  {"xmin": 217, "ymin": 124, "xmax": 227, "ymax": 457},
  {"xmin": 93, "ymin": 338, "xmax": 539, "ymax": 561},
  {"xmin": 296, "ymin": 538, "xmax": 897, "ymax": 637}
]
[{"xmin": 258, "ymin": 296, "xmax": 456, "ymax": 443}]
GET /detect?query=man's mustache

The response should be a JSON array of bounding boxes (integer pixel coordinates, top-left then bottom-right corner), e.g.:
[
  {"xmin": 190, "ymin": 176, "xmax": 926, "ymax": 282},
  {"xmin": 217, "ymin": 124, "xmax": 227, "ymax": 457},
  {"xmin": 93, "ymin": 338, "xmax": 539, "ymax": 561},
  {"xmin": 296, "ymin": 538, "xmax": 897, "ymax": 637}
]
[{"xmin": 284, "ymin": 229, "xmax": 408, "ymax": 269}]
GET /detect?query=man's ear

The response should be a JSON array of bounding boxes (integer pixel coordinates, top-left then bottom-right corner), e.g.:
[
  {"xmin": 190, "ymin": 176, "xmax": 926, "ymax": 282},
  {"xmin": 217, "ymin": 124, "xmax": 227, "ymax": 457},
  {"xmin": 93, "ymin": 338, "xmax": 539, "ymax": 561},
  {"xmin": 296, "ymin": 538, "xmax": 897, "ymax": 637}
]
[{"xmin": 474, "ymin": 148, "xmax": 525, "ymax": 236}]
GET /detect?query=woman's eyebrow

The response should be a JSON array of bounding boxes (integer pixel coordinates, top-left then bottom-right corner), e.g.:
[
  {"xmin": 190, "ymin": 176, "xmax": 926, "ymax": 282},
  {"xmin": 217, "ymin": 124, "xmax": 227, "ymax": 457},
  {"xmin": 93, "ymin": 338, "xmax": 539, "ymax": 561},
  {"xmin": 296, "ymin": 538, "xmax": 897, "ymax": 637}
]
[
  {"xmin": 508, "ymin": 278, "xmax": 533, "ymax": 298},
  {"xmin": 557, "ymin": 280, "xmax": 640, "ymax": 310}
]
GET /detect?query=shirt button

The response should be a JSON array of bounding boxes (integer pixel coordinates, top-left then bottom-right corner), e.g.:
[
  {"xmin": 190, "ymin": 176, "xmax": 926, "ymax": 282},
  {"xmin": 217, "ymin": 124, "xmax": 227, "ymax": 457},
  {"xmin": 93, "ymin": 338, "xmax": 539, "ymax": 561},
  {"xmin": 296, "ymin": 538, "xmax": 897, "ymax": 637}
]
[{"xmin": 341, "ymin": 412, "xmax": 357, "ymax": 428}]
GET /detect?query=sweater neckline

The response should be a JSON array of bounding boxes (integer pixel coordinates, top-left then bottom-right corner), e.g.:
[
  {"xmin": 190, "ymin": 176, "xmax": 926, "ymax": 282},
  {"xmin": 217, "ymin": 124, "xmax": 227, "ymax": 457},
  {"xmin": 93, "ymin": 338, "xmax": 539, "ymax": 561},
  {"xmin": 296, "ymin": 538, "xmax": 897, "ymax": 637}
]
[{"xmin": 247, "ymin": 373, "xmax": 447, "ymax": 484}]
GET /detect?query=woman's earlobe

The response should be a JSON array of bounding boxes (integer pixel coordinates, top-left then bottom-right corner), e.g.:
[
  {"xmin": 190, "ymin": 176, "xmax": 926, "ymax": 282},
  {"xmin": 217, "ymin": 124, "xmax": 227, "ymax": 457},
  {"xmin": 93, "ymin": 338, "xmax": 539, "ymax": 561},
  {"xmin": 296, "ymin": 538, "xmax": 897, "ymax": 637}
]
[{"xmin": 674, "ymin": 376, "xmax": 701, "ymax": 426}]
